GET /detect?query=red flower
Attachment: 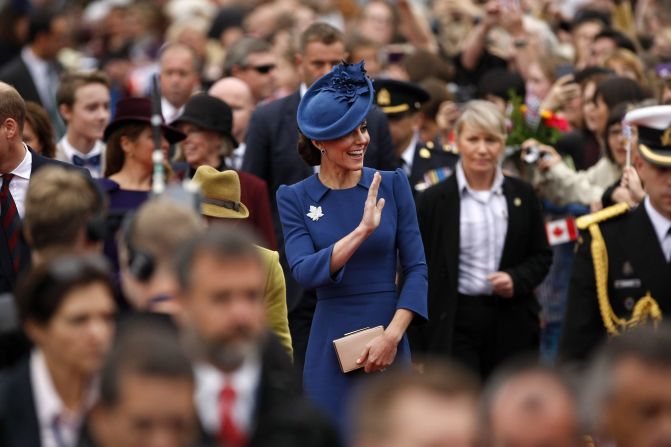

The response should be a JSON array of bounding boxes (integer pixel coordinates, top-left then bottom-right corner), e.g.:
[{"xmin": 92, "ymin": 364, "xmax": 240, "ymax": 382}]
[{"xmin": 543, "ymin": 113, "xmax": 570, "ymax": 132}]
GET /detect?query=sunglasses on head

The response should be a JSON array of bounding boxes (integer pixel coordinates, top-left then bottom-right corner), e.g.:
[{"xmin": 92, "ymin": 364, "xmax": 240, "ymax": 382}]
[{"xmin": 246, "ymin": 64, "xmax": 276, "ymax": 74}]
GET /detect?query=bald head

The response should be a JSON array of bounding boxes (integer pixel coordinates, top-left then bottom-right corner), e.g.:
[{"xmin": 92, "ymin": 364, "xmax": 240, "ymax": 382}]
[
  {"xmin": 209, "ymin": 77, "xmax": 254, "ymax": 144},
  {"xmin": 486, "ymin": 368, "xmax": 580, "ymax": 447}
]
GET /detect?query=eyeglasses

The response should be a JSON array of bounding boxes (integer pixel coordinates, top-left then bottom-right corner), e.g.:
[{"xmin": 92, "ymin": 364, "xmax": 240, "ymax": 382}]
[{"xmin": 245, "ymin": 64, "xmax": 276, "ymax": 74}]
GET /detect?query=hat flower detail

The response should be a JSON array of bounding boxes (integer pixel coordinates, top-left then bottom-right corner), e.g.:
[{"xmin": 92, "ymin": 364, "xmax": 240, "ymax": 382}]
[
  {"xmin": 321, "ymin": 62, "xmax": 370, "ymax": 105},
  {"xmin": 307, "ymin": 205, "xmax": 324, "ymax": 221}
]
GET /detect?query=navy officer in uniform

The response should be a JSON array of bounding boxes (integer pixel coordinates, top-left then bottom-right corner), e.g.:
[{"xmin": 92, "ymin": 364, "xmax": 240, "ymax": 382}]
[
  {"xmin": 559, "ymin": 105, "xmax": 671, "ymax": 362},
  {"xmin": 374, "ymin": 79, "xmax": 459, "ymax": 195}
]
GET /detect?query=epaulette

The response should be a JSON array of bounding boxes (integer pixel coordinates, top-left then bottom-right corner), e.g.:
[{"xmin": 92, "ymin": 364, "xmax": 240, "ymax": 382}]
[{"xmin": 576, "ymin": 202, "xmax": 629, "ymax": 230}]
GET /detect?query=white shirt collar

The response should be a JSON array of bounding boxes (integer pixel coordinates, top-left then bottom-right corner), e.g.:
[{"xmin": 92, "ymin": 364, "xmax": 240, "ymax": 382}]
[
  {"xmin": 30, "ymin": 349, "xmax": 97, "ymax": 446},
  {"xmin": 59, "ymin": 136, "xmax": 104, "ymax": 160},
  {"xmin": 161, "ymin": 97, "xmax": 183, "ymax": 124},
  {"xmin": 194, "ymin": 351, "xmax": 262, "ymax": 435},
  {"xmin": 12, "ymin": 144, "xmax": 32, "ymax": 180},
  {"xmin": 400, "ymin": 133, "xmax": 419, "ymax": 169},
  {"xmin": 455, "ymin": 162, "xmax": 505, "ymax": 196},
  {"xmin": 299, "ymin": 83, "xmax": 308, "ymax": 98},
  {"xmin": 21, "ymin": 47, "xmax": 48, "ymax": 73},
  {"xmin": 644, "ymin": 197, "xmax": 671, "ymax": 244}
]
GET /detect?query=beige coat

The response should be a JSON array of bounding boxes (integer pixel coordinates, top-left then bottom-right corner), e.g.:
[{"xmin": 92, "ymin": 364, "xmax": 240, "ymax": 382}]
[{"xmin": 534, "ymin": 157, "xmax": 622, "ymax": 206}]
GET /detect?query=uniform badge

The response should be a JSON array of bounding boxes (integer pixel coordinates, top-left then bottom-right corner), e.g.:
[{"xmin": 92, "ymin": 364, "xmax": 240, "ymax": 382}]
[
  {"xmin": 378, "ymin": 88, "xmax": 391, "ymax": 106},
  {"xmin": 307, "ymin": 205, "xmax": 324, "ymax": 221},
  {"xmin": 662, "ymin": 127, "xmax": 671, "ymax": 147},
  {"xmin": 419, "ymin": 148, "xmax": 431, "ymax": 159},
  {"xmin": 622, "ymin": 261, "xmax": 634, "ymax": 276}
]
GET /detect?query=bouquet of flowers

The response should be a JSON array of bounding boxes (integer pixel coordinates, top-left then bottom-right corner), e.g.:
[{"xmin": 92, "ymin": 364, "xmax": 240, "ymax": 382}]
[{"xmin": 506, "ymin": 90, "xmax": 570, "ymax": 147}]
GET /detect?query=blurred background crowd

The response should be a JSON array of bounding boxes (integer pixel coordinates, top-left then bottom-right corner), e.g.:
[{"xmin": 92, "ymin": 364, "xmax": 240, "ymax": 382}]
[{"xmin": 0, "ymin": 0, "xmax": 670, "ymax": 446}]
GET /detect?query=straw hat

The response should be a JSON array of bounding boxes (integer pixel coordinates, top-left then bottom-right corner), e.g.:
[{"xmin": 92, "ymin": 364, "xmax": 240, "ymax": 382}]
[{"xmin": 192, "ymin": 166, "xmax": 249, "ymax": 219}]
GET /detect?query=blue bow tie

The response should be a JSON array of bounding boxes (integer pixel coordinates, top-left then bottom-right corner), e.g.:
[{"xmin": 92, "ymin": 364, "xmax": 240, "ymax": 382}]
[{"xmin": 72, "ymin": 154, "xmax": 101, "ymax": 168}]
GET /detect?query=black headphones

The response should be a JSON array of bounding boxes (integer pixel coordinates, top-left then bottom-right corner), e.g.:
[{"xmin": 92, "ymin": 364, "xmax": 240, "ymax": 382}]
[{"xmin": 121, "ymin": 212, "xmax": 156, "ymax": 282}]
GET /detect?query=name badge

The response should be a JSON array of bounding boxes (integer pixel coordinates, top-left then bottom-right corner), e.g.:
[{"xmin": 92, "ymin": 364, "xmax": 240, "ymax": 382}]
[{"xmin": 614, "ymin": 279, "xmax": 642, "ymax": 289}]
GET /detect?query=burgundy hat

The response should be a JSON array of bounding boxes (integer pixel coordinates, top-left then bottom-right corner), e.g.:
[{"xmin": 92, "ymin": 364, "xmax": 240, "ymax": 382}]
[{"xmin": 103, "ymin": 97, "xmax": 186, "ymax": 144}]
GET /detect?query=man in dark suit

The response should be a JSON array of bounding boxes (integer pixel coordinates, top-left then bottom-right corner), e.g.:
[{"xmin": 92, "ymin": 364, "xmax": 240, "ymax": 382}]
[
  {"xmin": 0, "ymin": 9, "xmax": 68, "ymax": 137},
  {"xmin": 373, "ymin": 78, "xmax": 459, "ymax": 196},
  {"xmin": 559, "ymin": 105, "xmax": 671, "ymax": 362},
  {"xmin": 175, "ymin": 228, "xmax": 339, "ymax": 447},
  {"xmin": 0, "ymin": 82, "xmax": 89, "ymax": 294},
  {"xmin": 242, "ymin": 22, "xmax": 396, "ymax": 369},
  {"xmin": 412, "ymin": 101, "xmax": 551, "ymax": 379}
]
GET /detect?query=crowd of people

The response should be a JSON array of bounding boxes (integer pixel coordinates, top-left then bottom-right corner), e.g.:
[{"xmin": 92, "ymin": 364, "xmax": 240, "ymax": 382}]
[{"xmin": 0, "ymin": 0, "xmax": 670, "ymax": 446}]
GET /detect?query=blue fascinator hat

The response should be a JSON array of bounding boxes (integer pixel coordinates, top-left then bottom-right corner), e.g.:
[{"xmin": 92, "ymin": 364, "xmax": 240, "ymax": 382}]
[{"xmin": 297, "ymin": 61, "xmax": 374, "ymax": 141}]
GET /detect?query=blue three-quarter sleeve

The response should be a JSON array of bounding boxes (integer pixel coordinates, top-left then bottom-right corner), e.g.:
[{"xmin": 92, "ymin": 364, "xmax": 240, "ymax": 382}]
[{"xmin": 276, "ymin": 185, "xmax": 345, "ymax": 290}]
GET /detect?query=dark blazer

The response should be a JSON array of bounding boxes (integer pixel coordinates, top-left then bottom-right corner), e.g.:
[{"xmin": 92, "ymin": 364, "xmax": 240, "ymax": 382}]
[
  {"xmin": 559, "ymin": 205, "xmax": 671, "ymax": 362},
  {"xmin": 242, "ymin": 90, "xmax": 396, "ymax": 311},
  {"xmin": 198, "ymin": 335, "xmax": 340, "ymax": 447},
  {"xmin": 0, "ymin": 150, "xmax": 88, "ymax": 294},
  {"xmin": 0, "ymin": 357, "xmax": 40, "ymax": 446},
  {"xmin": 412, "ymin": 173, "xmax": 552, "ymax": 355},
  {"xmin": 0, "ymin": 56, "xmax": 42, "ymax": 106}
]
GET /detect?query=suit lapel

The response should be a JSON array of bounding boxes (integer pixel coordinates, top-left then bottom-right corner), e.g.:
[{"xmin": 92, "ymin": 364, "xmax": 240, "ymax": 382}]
[
  {"xmin": 8, "ymin": 359, "xmax": 41, "ymax": 446},
  {"xmin": 283, "ymin": 92, "xmax": 312, "ymax": 180},
  {"xmin": 441, "ymin": 176, "xmax": 460, "ymax": 287},
  {"xmin": 498, "ymin": 178, "xmax": 520, "ymax": 270},
  {"xmin": 620, "ymin": 206, "xmax": 671, "ymax": 300}
]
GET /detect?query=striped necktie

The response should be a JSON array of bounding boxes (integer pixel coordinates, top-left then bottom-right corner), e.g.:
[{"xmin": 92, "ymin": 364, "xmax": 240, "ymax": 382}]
[{"xmin": 1, "ymin": 174, "xmax": 22, "ymax": 273}]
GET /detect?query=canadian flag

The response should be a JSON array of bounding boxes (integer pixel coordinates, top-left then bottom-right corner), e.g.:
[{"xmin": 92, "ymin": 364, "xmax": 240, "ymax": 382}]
[{"xmin": 545, "ymin": 217, "xmax": 578, "ymax": 246}]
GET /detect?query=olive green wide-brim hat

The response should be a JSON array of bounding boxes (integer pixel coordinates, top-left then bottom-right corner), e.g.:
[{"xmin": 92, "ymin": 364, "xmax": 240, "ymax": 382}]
[{"xmin": 192, "ymin": 165, "xmax": 249, "ymax": 219}]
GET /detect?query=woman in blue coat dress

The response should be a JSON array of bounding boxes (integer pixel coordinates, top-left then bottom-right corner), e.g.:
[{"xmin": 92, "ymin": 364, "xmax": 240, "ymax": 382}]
[{"xmin": 276, "ymin": 62, "xmax": 428, "ymax": 432}]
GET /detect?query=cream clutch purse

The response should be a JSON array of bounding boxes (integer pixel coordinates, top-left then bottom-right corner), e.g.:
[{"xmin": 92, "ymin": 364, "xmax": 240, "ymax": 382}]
[{"xmin": 332, "ymin": 326, "xmax": 384, "ymax": 373}]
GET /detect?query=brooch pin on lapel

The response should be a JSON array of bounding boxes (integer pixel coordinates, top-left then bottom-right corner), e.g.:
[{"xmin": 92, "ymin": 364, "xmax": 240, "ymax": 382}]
[{"xmin": 307, "ymin": 205, "xmax": 324, "ymax": 221}]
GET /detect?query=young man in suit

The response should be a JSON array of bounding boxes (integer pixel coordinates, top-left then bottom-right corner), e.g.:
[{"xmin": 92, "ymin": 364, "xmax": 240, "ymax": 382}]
[
  {"xmin": 560, "ymin": 105, "xmax": 671, "ymax": 361},
  {"xmin": 373, "ymin": 78, "xmax": 459, "ymax": 196},
  {"xmin": 174, "ymin": 228, "xmax": 338, "ymax": 447},
  {"xmin": 0, "ymin": 8, "xmax": 68, "ymax": 137},
  {"xmin": 55, "ymin": 71, "xmax": 111, "ymax": 178},
  {"xmin": 242, "ymin": 22, "xmax": 396, "ymax": 371},
  {"xmin": 0, "ymin": 82, "xmax": 88, "ymax": 293}
]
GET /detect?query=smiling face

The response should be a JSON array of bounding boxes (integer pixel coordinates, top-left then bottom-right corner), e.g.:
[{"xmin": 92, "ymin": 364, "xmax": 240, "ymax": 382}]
[
  {"xmin": 457, "ymin": 123, "xmax": 504, "ymax": 179},
  {"xmin": 315, "ymin": 122, "xmax": 370, "ymax": 172},
  {"xmin": 176, "ymin": 122, "xmax": 223, "ymax": 168}
]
